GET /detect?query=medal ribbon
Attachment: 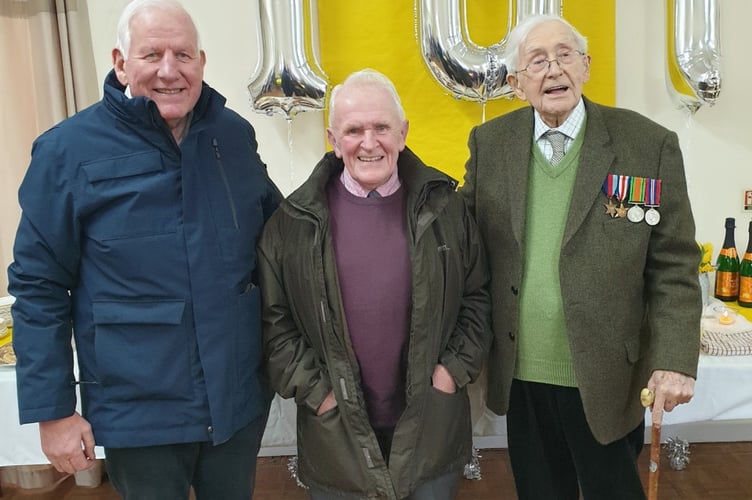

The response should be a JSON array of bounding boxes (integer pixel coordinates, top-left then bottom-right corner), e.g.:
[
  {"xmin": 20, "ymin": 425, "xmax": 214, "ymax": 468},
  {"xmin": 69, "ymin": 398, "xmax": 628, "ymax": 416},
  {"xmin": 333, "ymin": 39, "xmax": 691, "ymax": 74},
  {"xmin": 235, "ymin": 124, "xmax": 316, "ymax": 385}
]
[
  {"xmin": 602, "ymin": 174, "xmax": 618, "ymax": 198},
  {"xmin": 645, "ymin": 178, "xmax": 662, "ymax": 206},
  {"xmin": 616, "ymin": 175, "xmax": 630, "ymax": 204},
  {"xmin": 628, "ymin": 176, "xmax": 646, "ymax": 204}
]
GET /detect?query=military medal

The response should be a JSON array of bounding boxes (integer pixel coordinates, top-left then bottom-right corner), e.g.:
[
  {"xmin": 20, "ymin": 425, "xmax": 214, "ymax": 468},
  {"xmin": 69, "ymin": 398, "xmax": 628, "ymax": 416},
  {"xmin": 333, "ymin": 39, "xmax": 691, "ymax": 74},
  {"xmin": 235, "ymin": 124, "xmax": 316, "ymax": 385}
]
[
  {"xmin": 627, "ymin": 176, "xmax": 646, "ymax": 223},
  {"xmin": 644, "ymin": 178, "xmax": 662, "ymax": 226},
  {"xmin": 602, "ymin": 174, "xmax": 618, "ymax": 218},
  {"xmin": 615, "ymin": 175, "xmax": 629, "ymax": 218},
  {"xmin": 605, "ymin": 198, "xmax": 618, "ymax": 217}
]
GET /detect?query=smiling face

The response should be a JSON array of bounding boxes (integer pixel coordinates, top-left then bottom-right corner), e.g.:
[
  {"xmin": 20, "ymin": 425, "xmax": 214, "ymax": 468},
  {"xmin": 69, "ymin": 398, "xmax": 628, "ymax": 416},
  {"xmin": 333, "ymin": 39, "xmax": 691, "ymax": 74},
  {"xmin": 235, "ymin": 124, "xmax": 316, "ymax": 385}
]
[
  {"xmin": 327, "ymin": 84, "xmax": 408, "ymax": 192},
  {"xmin": 507, "ymin": 19, "xmax": 590, "ymax": 128},
  {"xmin": 112, "ymin": 5, "xmax": 205, "ymax": 137}
]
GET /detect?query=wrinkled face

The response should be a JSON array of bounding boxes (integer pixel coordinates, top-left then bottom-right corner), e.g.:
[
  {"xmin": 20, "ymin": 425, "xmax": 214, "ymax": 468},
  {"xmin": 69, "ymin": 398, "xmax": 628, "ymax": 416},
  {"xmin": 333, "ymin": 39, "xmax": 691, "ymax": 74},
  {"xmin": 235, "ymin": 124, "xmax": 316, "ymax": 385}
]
[
  {"xmin": 507, "ymin": 20, "xmax": 590, "ymax": 128},
  {"xmin": 327, "ymin": 85, "xmax": 408, "ymax": 192},
  {"xmin": 113, "ymin": 6, "xmax": 205, "ymax": 132}
]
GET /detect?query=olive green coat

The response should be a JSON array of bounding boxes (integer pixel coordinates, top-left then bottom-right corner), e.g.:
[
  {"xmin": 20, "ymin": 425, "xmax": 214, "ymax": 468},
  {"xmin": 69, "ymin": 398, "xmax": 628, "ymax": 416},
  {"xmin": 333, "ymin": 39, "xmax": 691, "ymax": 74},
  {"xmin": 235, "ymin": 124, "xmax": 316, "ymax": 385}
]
[{"xmin": 258, "ymin": 148, "xmax": 492, "ymax": 498}]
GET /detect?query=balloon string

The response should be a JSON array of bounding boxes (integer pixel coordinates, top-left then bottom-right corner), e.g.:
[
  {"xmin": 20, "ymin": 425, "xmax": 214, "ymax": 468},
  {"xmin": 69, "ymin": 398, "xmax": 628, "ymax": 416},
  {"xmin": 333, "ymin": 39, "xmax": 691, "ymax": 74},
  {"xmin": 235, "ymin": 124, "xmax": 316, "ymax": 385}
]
[
  {"xmin": 481, "ymin": 102, "xmax": 486, "ymax": 124},
  {"xmin": 287, "ymin": 119, "xmax": 295, "ymax": 192},
  {"xmin": 683, "ymin": 108, "xmax": 694, "ymax": 129}
]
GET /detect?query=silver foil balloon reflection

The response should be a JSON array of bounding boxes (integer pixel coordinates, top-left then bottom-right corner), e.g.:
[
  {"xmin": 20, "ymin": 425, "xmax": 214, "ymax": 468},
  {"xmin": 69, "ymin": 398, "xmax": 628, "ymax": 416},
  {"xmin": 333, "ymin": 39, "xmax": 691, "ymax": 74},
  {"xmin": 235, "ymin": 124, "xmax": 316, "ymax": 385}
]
[
  {"xmin": 248, "ymin": 0, "xmax": 328, "ymax": 120},
  {"xmin": 666, "ymin": 0, "xmax": 721, "ymax": 113},
  {"xmin": 665, "ymin": 436, "xmax": 690, "ymax": 471},
  {"xmin": 415, "ymin": 0, "xmax": 562, "ymax": 103}
]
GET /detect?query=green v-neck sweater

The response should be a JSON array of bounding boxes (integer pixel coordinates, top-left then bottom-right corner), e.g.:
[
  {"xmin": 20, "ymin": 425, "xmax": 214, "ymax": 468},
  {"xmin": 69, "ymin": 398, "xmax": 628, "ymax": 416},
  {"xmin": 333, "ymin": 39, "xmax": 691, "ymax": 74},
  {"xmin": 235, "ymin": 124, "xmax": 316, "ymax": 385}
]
[{"xmin": 514, "ymin": 127, "xmax": 586, "ymax": 387}]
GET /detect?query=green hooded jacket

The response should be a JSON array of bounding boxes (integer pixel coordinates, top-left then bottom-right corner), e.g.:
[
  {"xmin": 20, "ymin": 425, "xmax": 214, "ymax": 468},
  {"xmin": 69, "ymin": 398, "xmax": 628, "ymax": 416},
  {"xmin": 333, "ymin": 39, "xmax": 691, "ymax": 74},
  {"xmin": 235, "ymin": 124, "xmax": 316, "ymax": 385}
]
[{"xmin": 258, "ymin": 147, "xmax": 492, "ymax": 498}]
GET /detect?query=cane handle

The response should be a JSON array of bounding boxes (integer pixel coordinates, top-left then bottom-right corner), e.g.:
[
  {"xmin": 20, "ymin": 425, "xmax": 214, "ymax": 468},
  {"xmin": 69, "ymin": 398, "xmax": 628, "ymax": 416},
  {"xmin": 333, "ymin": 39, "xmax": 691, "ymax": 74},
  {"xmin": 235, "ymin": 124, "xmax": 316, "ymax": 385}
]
[{"xmin": 641, "ymin": 387, "xmax": 655, "ymax": 408}]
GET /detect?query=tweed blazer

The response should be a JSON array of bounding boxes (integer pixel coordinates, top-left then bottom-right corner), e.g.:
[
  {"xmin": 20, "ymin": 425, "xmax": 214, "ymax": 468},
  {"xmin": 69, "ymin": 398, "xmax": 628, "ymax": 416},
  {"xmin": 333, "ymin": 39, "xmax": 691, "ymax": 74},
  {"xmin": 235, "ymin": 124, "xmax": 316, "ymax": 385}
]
[{"xmin": 461, "ymin": 97, "xmax": 702, "ymax": 444}]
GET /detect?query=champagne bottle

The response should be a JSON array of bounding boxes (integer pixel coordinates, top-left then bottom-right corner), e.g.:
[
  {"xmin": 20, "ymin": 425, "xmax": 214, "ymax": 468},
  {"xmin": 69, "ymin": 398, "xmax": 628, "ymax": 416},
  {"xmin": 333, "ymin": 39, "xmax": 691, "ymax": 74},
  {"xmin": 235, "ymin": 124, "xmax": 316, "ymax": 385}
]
[
  {"xmin": 714, "ymin": 217, "xmax": 740, "ymax": 302},
  {"xmin": 739, "ymin": 220, "xmax": 752, "ymax": 308}
]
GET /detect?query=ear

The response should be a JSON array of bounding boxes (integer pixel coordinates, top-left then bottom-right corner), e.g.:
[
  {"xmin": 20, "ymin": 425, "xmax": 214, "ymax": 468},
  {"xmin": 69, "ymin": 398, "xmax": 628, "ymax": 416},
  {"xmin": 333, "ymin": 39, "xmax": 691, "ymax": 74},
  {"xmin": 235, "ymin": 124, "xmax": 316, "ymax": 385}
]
[
  {"xmin": 582, "ymin": 54, "xmax": 592, "ymax": 83},
  {"xmin": 398, "ymin": 120, "xmax": 409, "ymax": 151},
  {"xmin": 326, "ymin": 128, "xmax": 342, "ymax": 158},
  {"xmin": 199, "ymin": 49, "xmax": 207, "ymax": 69},
  {"xmin": 507, "ymin": 73, "xmax": 527, "ymax": 101},
  {"xmin": 112, "ymin": 48, "xmax": 128, "ymax": 86}
]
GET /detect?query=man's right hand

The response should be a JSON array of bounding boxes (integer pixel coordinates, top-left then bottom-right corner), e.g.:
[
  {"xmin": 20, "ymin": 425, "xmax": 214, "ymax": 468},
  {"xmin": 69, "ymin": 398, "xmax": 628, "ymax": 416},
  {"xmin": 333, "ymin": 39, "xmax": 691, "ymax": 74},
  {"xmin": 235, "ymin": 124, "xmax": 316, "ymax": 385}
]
[{"xmin": 39, "ymin": 413, "xmax": 96, "ymax": 473}]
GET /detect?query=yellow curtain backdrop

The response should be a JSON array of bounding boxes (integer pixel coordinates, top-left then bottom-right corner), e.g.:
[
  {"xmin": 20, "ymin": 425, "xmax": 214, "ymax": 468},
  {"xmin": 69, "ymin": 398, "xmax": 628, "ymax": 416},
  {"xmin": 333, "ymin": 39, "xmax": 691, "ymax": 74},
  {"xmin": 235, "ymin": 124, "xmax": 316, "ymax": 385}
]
[{"xmin": 319, "ymin": 1, "xmax": 615, "ymax": 181}]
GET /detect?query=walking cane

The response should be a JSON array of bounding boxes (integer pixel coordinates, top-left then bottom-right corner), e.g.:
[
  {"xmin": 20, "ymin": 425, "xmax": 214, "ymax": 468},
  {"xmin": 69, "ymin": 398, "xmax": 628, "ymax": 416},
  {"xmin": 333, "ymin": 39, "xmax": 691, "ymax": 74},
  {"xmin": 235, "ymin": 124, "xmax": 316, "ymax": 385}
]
[{"xmin": 640, "ymin": 388, "xmax": 661, "ymax": 500}]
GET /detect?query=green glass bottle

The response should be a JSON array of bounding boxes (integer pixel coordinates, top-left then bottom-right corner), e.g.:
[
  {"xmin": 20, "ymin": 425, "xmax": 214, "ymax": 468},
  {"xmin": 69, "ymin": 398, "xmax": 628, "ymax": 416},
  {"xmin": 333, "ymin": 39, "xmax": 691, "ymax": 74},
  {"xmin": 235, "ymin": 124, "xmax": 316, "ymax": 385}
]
[
  {"xmin": 714, "ymin": 217, "xmax": 740, "ymax": 302},
  {"xmin": 739, "ymin": 221, "xmax": 752, "ymax": 308}
]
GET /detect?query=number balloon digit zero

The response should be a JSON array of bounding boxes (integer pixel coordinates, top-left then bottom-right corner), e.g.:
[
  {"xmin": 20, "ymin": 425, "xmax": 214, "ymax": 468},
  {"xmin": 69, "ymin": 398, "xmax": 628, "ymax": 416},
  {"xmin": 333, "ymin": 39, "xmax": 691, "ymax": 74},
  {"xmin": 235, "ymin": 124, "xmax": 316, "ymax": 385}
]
[{"xmin": 415, "ymin": 0, "xmax": 562, "ymax": 103}]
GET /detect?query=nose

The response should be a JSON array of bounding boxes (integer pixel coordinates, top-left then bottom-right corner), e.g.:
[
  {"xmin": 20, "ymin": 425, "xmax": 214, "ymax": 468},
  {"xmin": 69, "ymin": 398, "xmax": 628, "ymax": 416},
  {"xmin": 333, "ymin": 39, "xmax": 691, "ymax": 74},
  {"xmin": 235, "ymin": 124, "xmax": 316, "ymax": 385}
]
[
  {"xmin": 546, "ymin": 59, "xmax": 564, "ymax": 75},
  {"xmin": 361, "ymin": 129, "xmax": 378, "ymax": 148},
  {"xmin": 157, "ymin": 52, "xmax": 179, "ymax": 79}
]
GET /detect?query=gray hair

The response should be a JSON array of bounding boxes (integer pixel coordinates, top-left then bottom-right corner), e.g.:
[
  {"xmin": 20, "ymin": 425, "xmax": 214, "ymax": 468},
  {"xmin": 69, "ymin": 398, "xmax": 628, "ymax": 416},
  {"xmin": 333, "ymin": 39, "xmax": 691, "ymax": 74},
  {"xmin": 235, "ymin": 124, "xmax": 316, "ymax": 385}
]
[
  {"xmin": 328, "ymin": 69, "xmax": 406, "ymax": 126},
  {"xmin": 116, "ymin": 0, "xmax": 201, "ymax": 58},
  {"xmin": 503, "ymin": 14, "xmax": 588, "ymax": 73}
]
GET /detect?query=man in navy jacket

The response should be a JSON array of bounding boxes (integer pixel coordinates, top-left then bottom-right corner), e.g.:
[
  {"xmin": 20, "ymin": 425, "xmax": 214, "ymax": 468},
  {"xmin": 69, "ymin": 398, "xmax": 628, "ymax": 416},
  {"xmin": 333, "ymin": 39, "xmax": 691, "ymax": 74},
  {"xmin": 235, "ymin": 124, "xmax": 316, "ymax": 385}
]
[{"xmin": 7, "ymin": 1, "xmax": 281, "ymax": 498}]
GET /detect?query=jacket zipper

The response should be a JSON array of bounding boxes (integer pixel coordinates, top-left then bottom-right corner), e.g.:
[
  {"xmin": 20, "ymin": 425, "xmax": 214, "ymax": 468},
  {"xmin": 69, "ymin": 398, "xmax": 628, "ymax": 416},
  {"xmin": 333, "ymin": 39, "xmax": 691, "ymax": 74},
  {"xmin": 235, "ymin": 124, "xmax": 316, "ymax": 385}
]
[{"xmin": 211, "ymin": 138, "xmax": 239, "ymax": 229}]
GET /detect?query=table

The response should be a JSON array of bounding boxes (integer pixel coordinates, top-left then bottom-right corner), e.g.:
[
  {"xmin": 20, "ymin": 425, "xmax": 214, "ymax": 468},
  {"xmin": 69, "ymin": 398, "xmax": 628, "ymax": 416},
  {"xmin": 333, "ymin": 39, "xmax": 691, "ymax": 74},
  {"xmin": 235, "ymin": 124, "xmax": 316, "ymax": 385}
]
[
  {"xmin": 469, "ymin": 353, "xmax": 752, "ymax": 448},
  {"xmin": 647, "ymin": 354, "xmax": 752, "ymax": 445},
  {"xmin": 4, "ymin": 354, "xmax": 752, "ymax": 462},
  {"xmin": 3, "ymin": 352, "xmax": 751, "ymax": 471},
  {"xmin": 660, "ymin": 354, "xmax": 752, "ymax": 426}
]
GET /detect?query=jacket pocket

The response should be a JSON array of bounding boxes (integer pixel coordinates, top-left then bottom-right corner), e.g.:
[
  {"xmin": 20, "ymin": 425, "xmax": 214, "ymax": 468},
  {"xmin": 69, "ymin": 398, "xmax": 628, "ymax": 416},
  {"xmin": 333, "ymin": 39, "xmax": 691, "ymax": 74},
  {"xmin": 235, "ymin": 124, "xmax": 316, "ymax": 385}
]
[
  {"xmin": 82, "ymin": 151, "xmax": 163, "ymax": 182},
  {"xmin": 81, "ymin": 151, "xmax": 178, "ymax": 241},
  {"xmin": 91, "ymin": 299, "xmax": 193, "ymax": 403},
  {"xmin": 413, "ymin": 386, "xmax": 472, "ymax": 477},
  {"xmin": 296, "ymin": 406, "xmax": 372, "ymax": 493}
]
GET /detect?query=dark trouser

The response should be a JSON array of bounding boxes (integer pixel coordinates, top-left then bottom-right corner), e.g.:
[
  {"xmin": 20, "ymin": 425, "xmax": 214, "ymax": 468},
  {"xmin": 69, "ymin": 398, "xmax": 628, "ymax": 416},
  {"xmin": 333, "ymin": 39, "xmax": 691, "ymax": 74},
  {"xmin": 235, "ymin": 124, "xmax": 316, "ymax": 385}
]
[
  {"xmin": 308, "ymin": 470, "xmax": 461, "ymax": 500},
  {"xmin": 105, "ymin": 413, "xmax": 267, "ymax": 500},
  {"xmin": 507, "ymin": 379, "xmax": 645, "ymax": 500}
]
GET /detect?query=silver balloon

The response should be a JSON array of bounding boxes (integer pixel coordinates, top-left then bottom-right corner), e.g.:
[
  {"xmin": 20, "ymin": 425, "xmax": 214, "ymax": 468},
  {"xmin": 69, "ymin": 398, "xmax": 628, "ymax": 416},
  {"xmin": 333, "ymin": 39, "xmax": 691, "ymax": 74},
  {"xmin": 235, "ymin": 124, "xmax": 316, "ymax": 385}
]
[
  {"xmin": 666, "ymin": 0, "xmax": 721, "ymax": 113},
  {"xmin": 415, "ymin": 0, "xmax": 562, "ymax": 102},
  {"xmin": 248, "ymin": 0, "xmax": 328, "ymax": 120}
]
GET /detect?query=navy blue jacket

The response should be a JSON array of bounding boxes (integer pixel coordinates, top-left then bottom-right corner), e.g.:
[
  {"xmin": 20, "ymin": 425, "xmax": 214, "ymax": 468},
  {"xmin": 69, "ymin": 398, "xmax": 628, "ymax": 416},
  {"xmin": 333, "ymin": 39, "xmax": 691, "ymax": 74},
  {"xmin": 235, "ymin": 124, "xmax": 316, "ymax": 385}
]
[{"xmin": 8, "ymin": 71, "xmax": 281, "ymax": 447}]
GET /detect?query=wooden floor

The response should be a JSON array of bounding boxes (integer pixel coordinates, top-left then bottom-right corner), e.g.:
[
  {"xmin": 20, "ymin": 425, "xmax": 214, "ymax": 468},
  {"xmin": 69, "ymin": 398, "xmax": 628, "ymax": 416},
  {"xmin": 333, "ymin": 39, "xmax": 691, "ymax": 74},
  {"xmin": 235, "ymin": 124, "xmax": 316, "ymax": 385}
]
[{"xmin": 2, "ymin": 442, "xmax": 751, "ymax": 499}]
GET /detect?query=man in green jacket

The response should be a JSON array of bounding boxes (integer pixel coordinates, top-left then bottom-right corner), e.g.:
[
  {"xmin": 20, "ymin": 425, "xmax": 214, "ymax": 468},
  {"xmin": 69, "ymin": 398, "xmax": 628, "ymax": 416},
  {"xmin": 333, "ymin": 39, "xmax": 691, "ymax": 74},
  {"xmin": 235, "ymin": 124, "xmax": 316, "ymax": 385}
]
[
  {"xmin": 258, "ymin": 69, "xmax": 492, "ymax": 499},
  {"xmin": 461, "ymin": 14, "xmax": 701, "ymax": 500}
]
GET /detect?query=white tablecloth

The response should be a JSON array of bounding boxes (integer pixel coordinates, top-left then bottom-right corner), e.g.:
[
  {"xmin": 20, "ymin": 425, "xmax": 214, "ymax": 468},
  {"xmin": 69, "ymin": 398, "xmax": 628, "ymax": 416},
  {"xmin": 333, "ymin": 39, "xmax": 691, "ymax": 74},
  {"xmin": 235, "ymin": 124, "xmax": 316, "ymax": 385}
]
[
  {"xmin": 659, "ymin": 354, "xmax": 752, "ymax": 425},
  {"xmin": 3, "ymin": 354, "xmax": 752, "ymax": 466},
  {"xmin": 0, "ymin": 364, "xmax": 297, "ymax": 465}
]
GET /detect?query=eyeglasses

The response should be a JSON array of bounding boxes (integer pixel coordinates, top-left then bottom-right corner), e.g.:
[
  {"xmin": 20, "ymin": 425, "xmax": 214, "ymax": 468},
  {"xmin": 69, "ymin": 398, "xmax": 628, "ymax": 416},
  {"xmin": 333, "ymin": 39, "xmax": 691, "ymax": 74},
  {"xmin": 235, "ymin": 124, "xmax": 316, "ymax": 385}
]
[{"xmin": 516, "ymin": 50, "xmax": 585, "ymax": 76}]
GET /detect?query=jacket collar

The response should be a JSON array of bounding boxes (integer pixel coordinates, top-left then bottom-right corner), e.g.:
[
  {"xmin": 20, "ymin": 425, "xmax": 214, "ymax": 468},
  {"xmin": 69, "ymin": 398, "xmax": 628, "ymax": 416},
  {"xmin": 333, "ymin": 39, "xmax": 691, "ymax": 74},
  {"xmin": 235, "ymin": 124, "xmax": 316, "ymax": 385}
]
[
  {"xmin": 101, "ymin": 69, "xmax": 225, "ymax": 138},
  {"xmin": 285, "ymin": 146, "xmax": 456, "ymax": 221}
]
